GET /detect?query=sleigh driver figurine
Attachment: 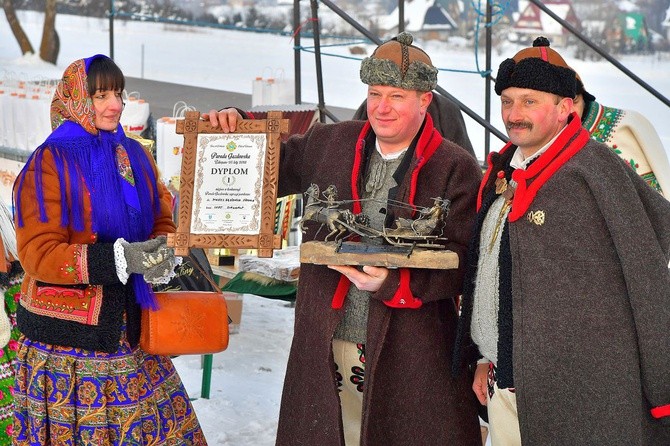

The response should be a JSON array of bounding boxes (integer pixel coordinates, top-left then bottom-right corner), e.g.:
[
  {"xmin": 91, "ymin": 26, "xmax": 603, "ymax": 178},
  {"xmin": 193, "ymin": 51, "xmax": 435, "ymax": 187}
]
[{"xmin": 385, "ymin": 196, "xmax": 450, "ymax": 239}]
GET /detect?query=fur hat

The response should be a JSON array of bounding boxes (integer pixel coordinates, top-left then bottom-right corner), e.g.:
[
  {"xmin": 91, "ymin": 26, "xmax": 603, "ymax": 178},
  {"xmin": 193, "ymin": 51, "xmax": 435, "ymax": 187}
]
[
  {"xmin": 495, "ymin": 36, "xmax": 576, "ymax": 98},
  {"xmin": 360, "ymin": 32, "xmax": 438, "ymax": 92}
]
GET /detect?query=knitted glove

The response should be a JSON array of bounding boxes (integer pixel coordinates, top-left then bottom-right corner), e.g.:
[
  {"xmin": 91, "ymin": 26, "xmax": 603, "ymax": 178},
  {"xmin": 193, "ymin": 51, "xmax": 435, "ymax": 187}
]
[
  {"xmin": 142, "ymin": 251, "xmax": 179, "ymax": 285},
  {"xmin": 120, "ymin": 236, "xmax": 177, "ymax": 284}
]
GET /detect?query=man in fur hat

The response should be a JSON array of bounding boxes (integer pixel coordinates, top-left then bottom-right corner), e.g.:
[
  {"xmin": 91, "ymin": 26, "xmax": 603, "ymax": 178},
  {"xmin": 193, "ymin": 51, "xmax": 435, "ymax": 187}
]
[
  {"xmin": 207, "ymin": 32, "xmax": 482, "ymax": 445},
  {"xmin": 455, "ymin": 37, "xmax": 670, "ymax": 445}
]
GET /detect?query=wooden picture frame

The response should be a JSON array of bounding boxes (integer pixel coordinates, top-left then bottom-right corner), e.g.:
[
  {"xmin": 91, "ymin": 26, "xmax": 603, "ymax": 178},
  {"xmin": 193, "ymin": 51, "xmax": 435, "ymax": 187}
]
[{"xmin": 167, "ymin": 110, "xmax": 288, "ymax": 258}]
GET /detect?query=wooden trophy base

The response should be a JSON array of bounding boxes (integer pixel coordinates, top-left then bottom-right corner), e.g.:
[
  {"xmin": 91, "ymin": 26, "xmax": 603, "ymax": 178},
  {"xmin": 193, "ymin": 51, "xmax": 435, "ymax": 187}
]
[{"xmin": 300, "ymin": 241, "xmax": 458, "ymax": 270}]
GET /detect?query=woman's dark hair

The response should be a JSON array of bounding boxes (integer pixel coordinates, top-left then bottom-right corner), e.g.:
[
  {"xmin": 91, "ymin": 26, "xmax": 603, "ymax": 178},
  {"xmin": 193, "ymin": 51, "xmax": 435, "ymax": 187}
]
[{"xmin": 86, "ymin": 56, "xmax": 125, "ymax": 96}]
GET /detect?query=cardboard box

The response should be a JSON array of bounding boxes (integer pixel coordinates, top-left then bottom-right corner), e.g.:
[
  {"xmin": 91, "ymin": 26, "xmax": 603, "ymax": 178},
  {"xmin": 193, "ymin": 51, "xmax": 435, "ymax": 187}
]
[
  {"xmin": 207, "ymin": 249, "xmax": 240, "ymax": 267},
  {"xmin": 207, "ymin": 253, "xmax": 236, "ymax": 266},
  {"xmin": 224, "ymin": 292, "xmax": 243, "ymax": 334}
]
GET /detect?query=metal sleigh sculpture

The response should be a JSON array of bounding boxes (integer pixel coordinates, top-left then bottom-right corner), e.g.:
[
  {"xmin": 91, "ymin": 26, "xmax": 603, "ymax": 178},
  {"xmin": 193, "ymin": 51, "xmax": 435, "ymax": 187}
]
[{"xmin": 298, "ymin": 184, "xmax": 459, "ymax": 269}]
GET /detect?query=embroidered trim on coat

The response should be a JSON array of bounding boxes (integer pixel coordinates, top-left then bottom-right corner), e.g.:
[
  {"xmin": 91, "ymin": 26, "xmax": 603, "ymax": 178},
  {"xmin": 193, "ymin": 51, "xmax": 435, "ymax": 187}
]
[
  {"xmin": 21, "ymin": 278, "xmax": 103, "ymax": 325},
  {"xmin": 59, "ymin": 244, "xmax": 87, "ymax": 284},
  {"xmin": 584, "ymin": 104, "xmax": 624, "ymax": 145}
]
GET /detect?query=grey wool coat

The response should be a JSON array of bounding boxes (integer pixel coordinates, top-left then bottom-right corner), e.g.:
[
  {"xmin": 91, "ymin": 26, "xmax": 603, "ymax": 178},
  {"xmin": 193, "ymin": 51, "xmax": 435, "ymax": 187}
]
[
  {"xmin": 457, "ymin": 113, "xmax": 670, "ymax": 445},
  {"xmin": 273, "ymin": 116, "xmax": 483, "ymax": 446}
]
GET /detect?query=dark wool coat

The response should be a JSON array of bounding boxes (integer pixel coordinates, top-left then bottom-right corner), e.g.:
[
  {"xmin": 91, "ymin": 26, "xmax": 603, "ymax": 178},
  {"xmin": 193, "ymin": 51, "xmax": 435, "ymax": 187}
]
[
  {"xmin": 457, "ymin": 114, "xmax": 670, "ymax": 445},
  {"xmin": 274, "ymin": 116, "xmax": 483, "ymax": 446}
]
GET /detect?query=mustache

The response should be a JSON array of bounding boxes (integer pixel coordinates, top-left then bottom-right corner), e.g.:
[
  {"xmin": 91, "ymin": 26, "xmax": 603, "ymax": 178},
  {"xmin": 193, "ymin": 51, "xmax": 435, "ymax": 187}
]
[{"xmin": 506, "ymin": 121, "xmax": 532, "ymax": 131}]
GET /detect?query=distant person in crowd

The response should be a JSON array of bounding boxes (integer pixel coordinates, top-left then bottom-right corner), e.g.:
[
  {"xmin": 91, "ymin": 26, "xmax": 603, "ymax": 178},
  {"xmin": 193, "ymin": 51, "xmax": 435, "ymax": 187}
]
[
  {"xmin": 12, "ymin": 54, "xmax": 206, "ymax": 444},
  {"xmin": 353, "ymin": 91, "xmax": 477, "ymax": 159},
  {"xmin": 454, "ymin": 37, "xmax": 670, "ymax": 445},
  {"xmin": 572, "ymin": 72, "xmax": 670, "ymax": 196},
  {"xmin": 206, "ymin": 32, "xmax": 483, "ymax": 445},
  {"xmin": 0, "ymin": 201, "xmax": 21, "ymax": 445}
]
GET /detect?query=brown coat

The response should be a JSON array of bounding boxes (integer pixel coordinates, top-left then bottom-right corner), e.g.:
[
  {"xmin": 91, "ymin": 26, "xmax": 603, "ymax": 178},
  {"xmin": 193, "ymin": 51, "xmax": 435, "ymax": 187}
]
[{"xmin": 275, "ymin": 118, "xmax": 483, "ymax": 445}]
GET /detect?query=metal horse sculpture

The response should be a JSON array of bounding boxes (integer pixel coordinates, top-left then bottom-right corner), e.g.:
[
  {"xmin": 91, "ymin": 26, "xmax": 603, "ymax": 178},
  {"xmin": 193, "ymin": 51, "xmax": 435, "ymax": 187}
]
[
  {"xmin": 300, "ymin": 184, "xmax": 450, "ymax": 252},
  {"xmin": 300, "ymin": 184, "xmax": 361, "ymax": 242}
]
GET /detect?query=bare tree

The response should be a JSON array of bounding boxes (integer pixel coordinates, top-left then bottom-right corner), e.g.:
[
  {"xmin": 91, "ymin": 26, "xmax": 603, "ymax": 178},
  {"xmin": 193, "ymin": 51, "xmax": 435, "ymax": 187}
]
[
  {"xmin": 3, "ymin": 0, "xmax": 60, "ymax": 63},
  {"xmin": 40, "ymin": 0, "xmax": 59, "ymax": 63},
  {"xmin": 3, "ymin": 0, "xmax": 35, "ymax": 55}
]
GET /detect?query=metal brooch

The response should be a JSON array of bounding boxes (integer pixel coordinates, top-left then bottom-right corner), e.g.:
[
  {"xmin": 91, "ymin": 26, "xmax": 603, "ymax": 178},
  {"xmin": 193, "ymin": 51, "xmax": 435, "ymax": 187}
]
[{"xmin": 527, "ymin": 210, "xmax": 545, "ymax": 226}]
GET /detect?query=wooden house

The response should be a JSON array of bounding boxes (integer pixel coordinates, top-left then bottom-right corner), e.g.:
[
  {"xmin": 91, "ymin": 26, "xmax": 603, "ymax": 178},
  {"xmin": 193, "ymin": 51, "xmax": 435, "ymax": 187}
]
[{"xmin": 513, "ymin": 0, "xmax": 581, "ymax": 47}]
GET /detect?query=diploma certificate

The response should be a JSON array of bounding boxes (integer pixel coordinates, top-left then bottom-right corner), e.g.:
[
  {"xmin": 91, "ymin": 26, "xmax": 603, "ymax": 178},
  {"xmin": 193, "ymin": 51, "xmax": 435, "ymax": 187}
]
[
  {"xmin": 169, "ymin": 110, "xmax": 288, "ymax": 257},
  {"xmin": 191, "ymin": 134, "xmax": 267, "ymax": 234}
]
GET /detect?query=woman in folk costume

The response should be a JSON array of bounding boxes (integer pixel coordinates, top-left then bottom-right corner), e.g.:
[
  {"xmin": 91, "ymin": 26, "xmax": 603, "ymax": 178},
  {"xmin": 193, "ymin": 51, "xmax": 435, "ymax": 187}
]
[
  {"xmin": 12, "ymin": 55, "xmax": 207, "ymax": 444},
  {"xmin": 0, "ymin": 201, "xmax": 22, "ymax": 444}
]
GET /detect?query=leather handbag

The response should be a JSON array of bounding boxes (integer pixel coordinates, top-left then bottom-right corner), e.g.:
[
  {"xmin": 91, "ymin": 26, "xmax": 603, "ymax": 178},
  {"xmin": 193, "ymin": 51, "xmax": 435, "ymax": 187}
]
[{"xmin": 140, "ymin": 254, "xmax": 229, "ymax": 356}]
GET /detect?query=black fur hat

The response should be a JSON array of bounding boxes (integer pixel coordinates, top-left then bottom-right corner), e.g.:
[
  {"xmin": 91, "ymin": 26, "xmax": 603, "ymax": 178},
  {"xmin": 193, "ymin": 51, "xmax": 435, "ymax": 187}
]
[{"xmin": 495, "ymin": 36, "xmax": 576, "ymax": 98}]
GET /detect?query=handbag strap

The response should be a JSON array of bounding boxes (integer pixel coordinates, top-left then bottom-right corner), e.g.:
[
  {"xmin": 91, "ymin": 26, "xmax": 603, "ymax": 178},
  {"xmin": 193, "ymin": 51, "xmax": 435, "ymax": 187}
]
[
  {"xmin": 184, "ymin": 251, "xmax": 224, "ymax": 294},
  {"xmin": 183, "ymin": 252, "xmax": 233, "ymax": 326}
]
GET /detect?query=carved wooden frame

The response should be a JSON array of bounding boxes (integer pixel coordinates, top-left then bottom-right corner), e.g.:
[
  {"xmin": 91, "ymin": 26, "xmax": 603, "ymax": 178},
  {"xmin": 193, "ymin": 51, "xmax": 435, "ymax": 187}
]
[{"xmin": 167, "ymin": 110, "xmax": 288, "ymax": 258}]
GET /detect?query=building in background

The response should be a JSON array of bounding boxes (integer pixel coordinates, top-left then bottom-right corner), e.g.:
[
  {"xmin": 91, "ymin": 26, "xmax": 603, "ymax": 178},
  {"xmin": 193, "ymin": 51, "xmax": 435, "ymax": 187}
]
[{"xmin": 512, "ymin": 0, "xmax": 581, "ymax": 46}]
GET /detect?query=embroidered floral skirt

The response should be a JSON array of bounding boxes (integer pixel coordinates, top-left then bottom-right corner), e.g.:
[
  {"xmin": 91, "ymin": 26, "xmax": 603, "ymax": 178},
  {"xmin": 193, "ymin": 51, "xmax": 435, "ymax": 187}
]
[{"xmin": 12, "ymin": 333, "xmax": 207, "ymax": 445}]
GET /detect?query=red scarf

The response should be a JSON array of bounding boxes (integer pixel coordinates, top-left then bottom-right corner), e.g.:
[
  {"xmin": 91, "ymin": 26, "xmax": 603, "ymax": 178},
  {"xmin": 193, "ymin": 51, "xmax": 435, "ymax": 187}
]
[
  {"xmin": 478, "ymin": 112, "xmax": 590, "ymax": 222},
  {"xmin": 332, "ymin": 114, "xmax": 443, "ymax": 309}
]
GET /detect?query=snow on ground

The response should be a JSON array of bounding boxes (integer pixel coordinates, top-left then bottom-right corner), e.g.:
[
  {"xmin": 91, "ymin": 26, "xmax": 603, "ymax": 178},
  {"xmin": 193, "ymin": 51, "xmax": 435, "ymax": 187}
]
[{"xmin": 174, "ymin": 295, "xmax": 295, "ymax": 445}]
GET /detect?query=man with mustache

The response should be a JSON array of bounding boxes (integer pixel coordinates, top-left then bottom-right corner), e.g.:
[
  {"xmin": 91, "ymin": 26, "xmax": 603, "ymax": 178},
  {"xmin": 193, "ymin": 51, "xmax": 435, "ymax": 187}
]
[{"xmin": 454, "ymin": 37, "xmax": 670, "ymax": 445}]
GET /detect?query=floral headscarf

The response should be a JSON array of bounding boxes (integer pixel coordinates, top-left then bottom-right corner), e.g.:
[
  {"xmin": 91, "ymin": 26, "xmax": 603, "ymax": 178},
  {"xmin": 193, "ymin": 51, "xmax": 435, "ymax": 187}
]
[{"xmin": 50, "ymin": 55, "xmax": 102, "ymax": 135}]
